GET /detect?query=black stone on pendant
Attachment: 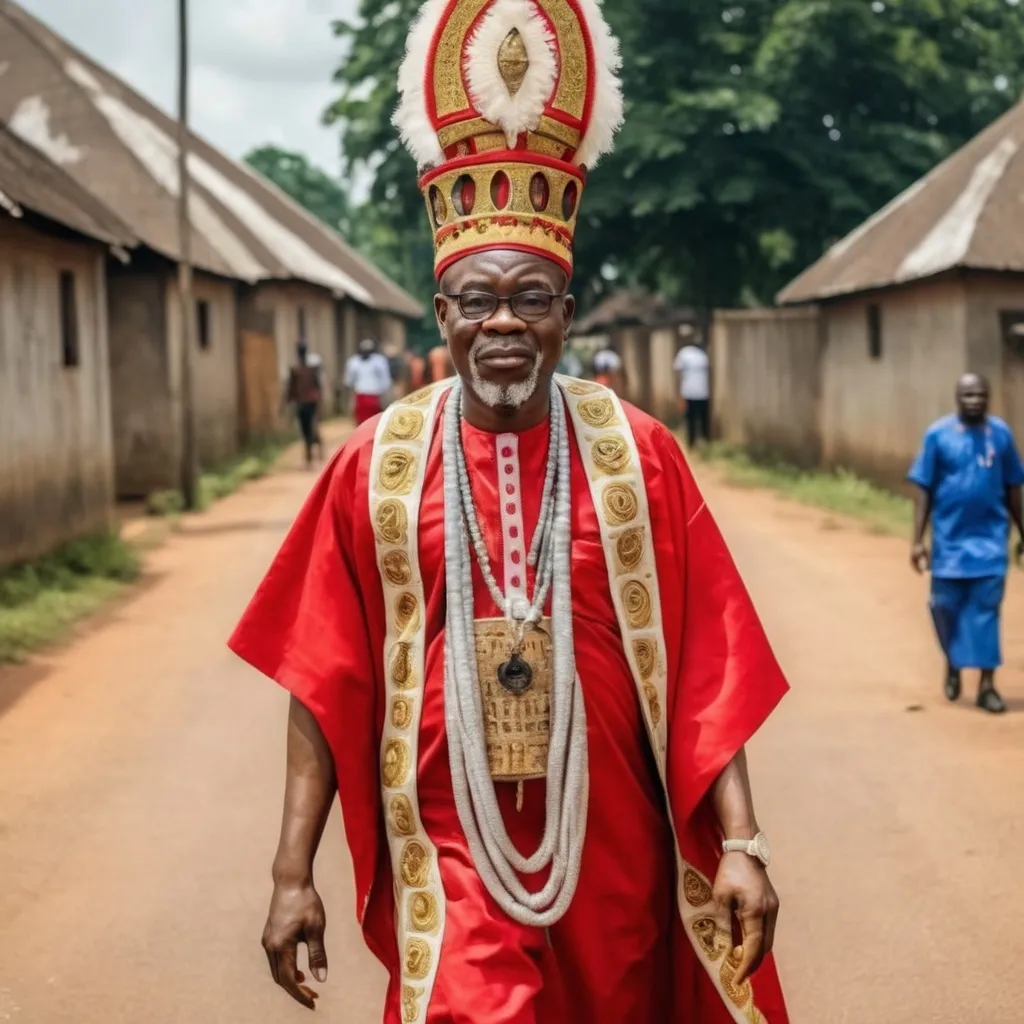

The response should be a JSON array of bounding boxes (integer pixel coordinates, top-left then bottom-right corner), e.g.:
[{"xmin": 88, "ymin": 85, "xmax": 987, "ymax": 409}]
[{"xmin": 497, "ymin": 653, "xmax": 533, "ymax": 695}]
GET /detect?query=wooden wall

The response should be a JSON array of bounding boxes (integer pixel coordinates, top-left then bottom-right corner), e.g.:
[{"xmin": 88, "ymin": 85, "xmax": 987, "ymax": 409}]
[{"xmin": 0, "ymin": 218, "xmax": 115, "ymax": 566}]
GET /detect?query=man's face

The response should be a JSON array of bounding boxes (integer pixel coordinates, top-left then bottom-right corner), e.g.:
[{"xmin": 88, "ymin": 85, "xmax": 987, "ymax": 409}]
[
  {"xmin": 434, "ymin": 250, "xmax": 574, "ymax": 411},
  {"xmin": 957, "ymin": 376, "xmax": 989, "ymax": 423}
]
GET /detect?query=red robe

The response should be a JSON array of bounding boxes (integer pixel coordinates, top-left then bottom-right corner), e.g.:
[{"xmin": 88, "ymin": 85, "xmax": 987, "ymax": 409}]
[{"xmin": 230, "ymin": 397, "xmax": 790, "ymax": 1022}]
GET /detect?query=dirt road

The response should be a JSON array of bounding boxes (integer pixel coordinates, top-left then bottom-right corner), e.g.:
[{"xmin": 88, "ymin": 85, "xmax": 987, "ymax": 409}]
[{"xmin": 1, "ymin": 432, "xmax": 1022, "ymax": 1023}]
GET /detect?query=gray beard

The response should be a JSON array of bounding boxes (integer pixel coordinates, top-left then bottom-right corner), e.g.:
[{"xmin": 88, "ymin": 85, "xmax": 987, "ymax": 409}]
[{"xmin": 469, "ymin": 351, "xmax": 542, "ymax": 411}]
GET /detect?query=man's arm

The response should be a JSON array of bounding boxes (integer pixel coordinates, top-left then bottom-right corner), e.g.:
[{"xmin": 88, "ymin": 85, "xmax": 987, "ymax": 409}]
[
  {"xmin": 262, "ymin": 696, "xmax": 337, "ymax": 1010},
  {"xmin": 1007, "ymin": 486, "xmax": 1024, "ymax": 564},
  {"xmin": 710, "ymin": 748, "xmax": 779, "ymax": 986},
  {"xmin": 911, "ymin": 486, "xmax": 932, "ymax": 572}
]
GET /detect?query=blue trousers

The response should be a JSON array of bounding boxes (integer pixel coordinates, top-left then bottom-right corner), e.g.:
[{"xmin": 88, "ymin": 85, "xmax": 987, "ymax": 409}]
[{"xmin": 929, "ymin": 576, "xmax": 1006, "ymax": 671}]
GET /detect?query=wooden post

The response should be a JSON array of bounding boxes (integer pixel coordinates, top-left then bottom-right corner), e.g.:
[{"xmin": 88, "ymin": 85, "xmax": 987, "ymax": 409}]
[{"xmin": 177, "ymin": 0, "xmax": 199, "ymax": 509}]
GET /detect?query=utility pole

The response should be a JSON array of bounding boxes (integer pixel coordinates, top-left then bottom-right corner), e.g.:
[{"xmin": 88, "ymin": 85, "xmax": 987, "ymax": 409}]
[{"xmin": 177, "ymin": 0, "xmax": 199, "ymax": 510}]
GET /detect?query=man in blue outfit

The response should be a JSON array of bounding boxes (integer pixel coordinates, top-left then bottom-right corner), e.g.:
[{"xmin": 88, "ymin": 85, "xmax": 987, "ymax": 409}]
[{"xmin": 909, "ymin": 374, "xmax": 1024, "ymax": 713}]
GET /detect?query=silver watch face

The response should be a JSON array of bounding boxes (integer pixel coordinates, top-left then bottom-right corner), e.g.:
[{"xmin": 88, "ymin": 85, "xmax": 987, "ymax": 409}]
[{"xmin": 754, "ymin": 833, "xmax": 771, "ymax": 867}]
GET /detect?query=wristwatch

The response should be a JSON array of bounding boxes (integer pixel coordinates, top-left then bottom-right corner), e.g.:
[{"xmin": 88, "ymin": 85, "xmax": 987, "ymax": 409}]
[{"xmin": 722, "ymin": 831, "xmax": 771, "ymax": 867}]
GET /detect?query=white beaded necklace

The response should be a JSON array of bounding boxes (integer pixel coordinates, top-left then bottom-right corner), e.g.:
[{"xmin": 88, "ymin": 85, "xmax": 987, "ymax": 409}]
[{"xmin": 442, "ymin": 379, "xmax": 589, "ymax": 927}]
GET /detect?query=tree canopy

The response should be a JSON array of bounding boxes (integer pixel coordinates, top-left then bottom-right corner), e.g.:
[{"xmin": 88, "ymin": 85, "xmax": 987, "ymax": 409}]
[{"xmin": 321, "ymin": 0, "xmax": 1024, "ymax": 316}]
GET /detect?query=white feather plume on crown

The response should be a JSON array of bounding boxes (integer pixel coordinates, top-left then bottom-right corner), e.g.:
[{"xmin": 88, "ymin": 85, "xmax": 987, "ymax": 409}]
[
  {"xmin": 393, "ymin": 0, "xmax": 449, "ymax": 171},
  {"xmin": 464, "ymin": 0, "xmax": 558, "ymax": 148},
  {"xmin": 393, "ymin": 0, "xmax": 624, "ymax": 173}
]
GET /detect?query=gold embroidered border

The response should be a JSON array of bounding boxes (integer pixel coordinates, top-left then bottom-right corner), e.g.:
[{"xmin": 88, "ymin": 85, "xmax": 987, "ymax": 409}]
[
  {"xmin": 557, "ymin": 375, "xmax": 768, "ymax": 1024},
  {"xmin": 369, "ymin": 379, "xmax": 454, "ymax": 1024}
]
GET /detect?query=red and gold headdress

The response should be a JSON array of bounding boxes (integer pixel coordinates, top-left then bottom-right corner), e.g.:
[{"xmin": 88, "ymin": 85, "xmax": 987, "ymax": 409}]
[{"xmin": 394, "ymin": 0, "xmax": 624, "ymax": 279}]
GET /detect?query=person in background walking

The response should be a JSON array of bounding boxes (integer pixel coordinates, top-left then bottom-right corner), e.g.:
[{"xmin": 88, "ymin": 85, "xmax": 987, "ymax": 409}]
[
  {"xmin": 674, "ymin": 337, "xmax": 711, "ymax": 447},
  {"xmin": 592, "ymin": 341, "xmax": 624, "ymax": 394},
  {"xmin": 344, "ymin": 338, "xmax": 393, "ymax": 425},
  {"xmin": 557, "ymin": 343, "xmax": 583, "ymax": 378},
  {"xmin": 285, "ymin": 340, "xmax": 324, "ymax": 469},
  {"xmin": 909, "ymin": 373, "xmax": 1024, "ymax": 713}
]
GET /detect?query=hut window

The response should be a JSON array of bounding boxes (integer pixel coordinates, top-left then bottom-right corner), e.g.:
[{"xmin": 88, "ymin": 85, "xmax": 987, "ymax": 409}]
[
  {"xmin": 196, "ymin": 300, "xmax": 211, "ymax": 351},
  {"xmin": 59, "ymin": 270, "xmax": 79, "ymax": 368},
  {"xmin": 999, "ymin": 311, "xmax": 1024, "ymax": 354},
  {"xmin": 298, "ymin": 306, "xmax": 308, "ymax": 341},
  {"xmin": 867, "ymin": 304, "xmax": 883, "ymax": 360}
]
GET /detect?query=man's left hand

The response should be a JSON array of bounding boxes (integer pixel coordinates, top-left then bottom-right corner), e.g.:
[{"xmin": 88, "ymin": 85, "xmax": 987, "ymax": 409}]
[{"xmin": 712, "ymin": 851, "xmax": 779, "ymax": 986}]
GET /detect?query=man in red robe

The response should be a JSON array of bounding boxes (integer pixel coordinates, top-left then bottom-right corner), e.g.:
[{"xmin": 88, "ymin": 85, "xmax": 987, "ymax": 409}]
[{"xmin": 230, "ymin": 2, "xmax": 790, "ymax": 1021}]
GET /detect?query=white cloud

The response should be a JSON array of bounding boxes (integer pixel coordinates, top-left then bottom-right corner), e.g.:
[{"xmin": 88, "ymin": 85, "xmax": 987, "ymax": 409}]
[{"xmin": 18, "ymin": 0, "xmax": 358, "ymax": 173}]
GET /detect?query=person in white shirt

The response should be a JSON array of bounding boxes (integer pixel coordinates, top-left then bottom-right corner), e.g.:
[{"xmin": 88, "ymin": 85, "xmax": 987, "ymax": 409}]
[
  {"xmin": 592, "ymin": 342, "xmax": 624, "ymax": 395},
  {"xmin": 344, "ymin": 339, "xmax": 393, "ymax": 425},
  {"xmin": 673, "ymin": 341, "xmax": 711, "ymax": 447}
]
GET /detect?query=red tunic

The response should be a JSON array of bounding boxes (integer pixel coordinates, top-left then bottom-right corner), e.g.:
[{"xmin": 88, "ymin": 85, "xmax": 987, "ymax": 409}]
[{"xmin": 230, "ymin": 398, "xmax": 790, "ymax": 1023}]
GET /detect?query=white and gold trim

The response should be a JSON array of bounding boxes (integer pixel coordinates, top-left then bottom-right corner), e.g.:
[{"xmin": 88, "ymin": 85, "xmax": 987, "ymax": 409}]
[
  {"xmin": 369, "ymin": 379, "xmax": 453, "ymax": 1024},
  {"xmin": 558, "ymin": 375, "xmax": 768, "ymax": 1024}
]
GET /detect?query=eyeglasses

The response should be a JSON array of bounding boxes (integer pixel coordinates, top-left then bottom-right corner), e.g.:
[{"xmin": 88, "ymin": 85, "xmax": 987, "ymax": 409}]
[{"xmin": 442, "ymin": 290, "xmax": 566, "ymax": 322}]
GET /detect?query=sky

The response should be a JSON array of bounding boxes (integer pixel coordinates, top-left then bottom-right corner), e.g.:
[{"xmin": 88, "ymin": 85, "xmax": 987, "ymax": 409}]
[{"xmin": 20, "ymin": 0, "xmax": 358, "ymax": 175}]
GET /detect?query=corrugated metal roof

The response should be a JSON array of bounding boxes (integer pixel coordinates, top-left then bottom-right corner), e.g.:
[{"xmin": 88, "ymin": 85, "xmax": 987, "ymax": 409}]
[
  {"xmin": 778, "ymin": 96, "xmax": 1024, "ymax": 305},
  {"xmin": 0, "ymin": 123, "xmax": 134, "ymax": 246},
  {"xmin": 0, "ymin": 0, "xmax": 424, "ymax": 319}
]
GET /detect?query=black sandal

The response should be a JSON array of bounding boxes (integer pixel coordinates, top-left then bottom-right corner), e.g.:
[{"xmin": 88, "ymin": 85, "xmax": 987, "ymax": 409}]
[
  {"xmin": 944, "ymin": 669, "xmax": 962, "ymax": 702},
  {"xmin": 976, "ymin": 688, "xmax": 1007, "ymax": 714}
]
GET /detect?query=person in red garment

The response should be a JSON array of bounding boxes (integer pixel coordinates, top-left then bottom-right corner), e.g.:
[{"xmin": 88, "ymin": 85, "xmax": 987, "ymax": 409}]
[{"xmin": 229, "ymin": 2, "xmax": 790, "ymax": 1022}]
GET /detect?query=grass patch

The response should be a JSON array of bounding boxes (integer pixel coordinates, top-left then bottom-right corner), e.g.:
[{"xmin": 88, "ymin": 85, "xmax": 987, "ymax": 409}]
[
  {"xmin": 0, "ymin": 532, "xmax": 142, "ymax": 664},
  {"xmin": 146, "ymin": 442, "xmax": 286, "ymax": 517},
  {"xmin": 695, "ymin": 442, "xmax": 912, "ymax": 537}
]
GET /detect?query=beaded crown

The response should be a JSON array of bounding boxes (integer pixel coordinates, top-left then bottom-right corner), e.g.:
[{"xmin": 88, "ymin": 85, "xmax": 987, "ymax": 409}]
[{"xmin": 393, "ymin": 0, "xmax": 624, "ymax": 279}]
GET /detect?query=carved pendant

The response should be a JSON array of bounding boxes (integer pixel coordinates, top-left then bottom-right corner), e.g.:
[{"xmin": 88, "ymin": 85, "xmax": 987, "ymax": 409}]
[{"xmin": 497, "ymin": 653, "xmax": 533, "ymax": 695}]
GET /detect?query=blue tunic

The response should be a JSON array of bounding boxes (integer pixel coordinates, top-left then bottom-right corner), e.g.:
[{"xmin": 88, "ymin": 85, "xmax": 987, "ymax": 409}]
[{"xmin": 908, "ymin": 415, "xmax": 1024, "ymax": 669}]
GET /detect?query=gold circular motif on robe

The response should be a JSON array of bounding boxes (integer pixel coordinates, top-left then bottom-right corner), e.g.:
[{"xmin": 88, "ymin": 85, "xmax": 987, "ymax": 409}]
[
  {"xmin": 395, "ymin": 592, "xmax": 421, "ymax": 634},
  {"xmin": 383, "ymin": 408, "xmax": 425, "ymax": 443},
  {"xmin": 576, "ymin": 396, "xmax": 617, "ymax": 428},
  {"xmin": 379, "ymin": 448, "xmax": 418, "ymax": 495},
  {"xmin": 409, "ymin": 890, "xmax": 440, "ymax": 932},
  {"xmin": 617, "ymin": 527, "xmax": 646, "ymax": 572},
  {"xmin": 390, "ymin": 794, "xmax": 417, "ymax": 836},
  {"xmin": 404, "ymin": 938, "xmax": 432, "ymax": 981},
  {"xmin": 563, "ymin": 380, "xmax": 601, "ymax": 396},
  {"xmin": 390, "ymin": 641, "xmax": 415, "ymax": 689},
  {"xmin": 404, "ymin": 384, "xmax": 437, "ymax": 406},
  {"xmin": 392, "ymin": 697, "xmax": 414, "ymax": 730},
  {"xmin": 601, "ymin": 483, "xmax": 638, "ymax": 525},
  {"xmin": 644, "ymin": 683, "xmax": 662, "ymax": 726},
  {"xmin": 376, "ymin": 500, "xmax": 408, "ymax": 545},
  {"xmin": 382, "ymin": 738, "xmax": 411, "ymax": 789},
  {"xmin": 683, "ymin": 868, "xmax": 714, "ymax": 907},
  {"xmin": 692, "ymin": 916, "xmax": 730, "ymax": 962},
  {"xmin": 401, "ymin": 840, "xmax": 431, "ymax": 889},
  {"xmin": 633, "ymin": 637, "xmax": 656, "ymax": 679},
  {"xmin": 383, "ymin": 550, "xmax": 414, "ymax": 587},
  {"xmin": 622, "ymin": 580, "xmax": 653, "ymax": 629},
  {"xmin": 592, "ymin": 435, "xmax": 631, "ymax": 475},
  {"xmin": 720, "ymin": 952, "xmax": 753, "ymax": 1008},
  {"xmin": 402, "ymin": 986, "xmax": 422, "ymax": 1024}
]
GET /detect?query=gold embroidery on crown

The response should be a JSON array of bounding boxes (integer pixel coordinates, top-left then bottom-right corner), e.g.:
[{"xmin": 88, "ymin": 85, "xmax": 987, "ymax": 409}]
[
  {"xmin": 592, "ymin": 435, "xmax": 631, "ymax": 475},
  {"xmin": 497, "ymin": 28, "xmax": 529, "ymax": 94},
  {"xmin": 401, "ymin": 840, "xmax": 431, "ymax": 888},
  {"xmin": 384, "ymin": 409, "xmax": 426, "ymax": 443},
  {"xmin": 405, "ymin": 938, "xmax": 432, "ymax": 981},
  {"xmin": 622, "ymin": 580, "xmax": 653, "ymax": 629},
  {"xmin": 392, "ymin": 697, "xmax": 414, "ymax": 730},
  {"xmin": 402, "ymin": 986, "xmax": 422, "ymax": 1024},
  {"xmin": 683, "ymin": 868, "xmax": 714, "ymax": 907},
  {"xmin": 382, "ymin": 550, "xmax": 414, "ymax": 586},
  {"xmin": 617, "ymin": 527, "xmax": 646, "ymax": 572},
  {"xmin": 390, "ymin": 795, "xmax": 417, "ymax": 837},
  {"xmin": 379, "ymin": 449, "xmax": 418, "ymax": 495},
  {"xmin": 375, "ymin": 500, "xmax": 408, "ymax": 545},
  {"xmin": 409, "ymin": 891, "xmax": 440, "ymax": 932},
  {"xmin": 577, "ymin": 396, "xmax": 618, "ymax": 428},
  {"xmin": 382, "ymin": 738, "xmax": 411, "ymax": 788},
  {"xmin": 601, "ymin": 483, "xmax": 638, "ymax": 525}
]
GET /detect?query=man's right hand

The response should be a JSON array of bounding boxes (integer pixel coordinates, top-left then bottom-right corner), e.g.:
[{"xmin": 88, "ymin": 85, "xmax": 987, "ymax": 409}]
[
  {"xmin": 262, "ymin": 879, "xmax": 329, "ymax": 1010},
  {"xmin": 911, "ymin": 542, "xmax": 930, "ymax": 574}
]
